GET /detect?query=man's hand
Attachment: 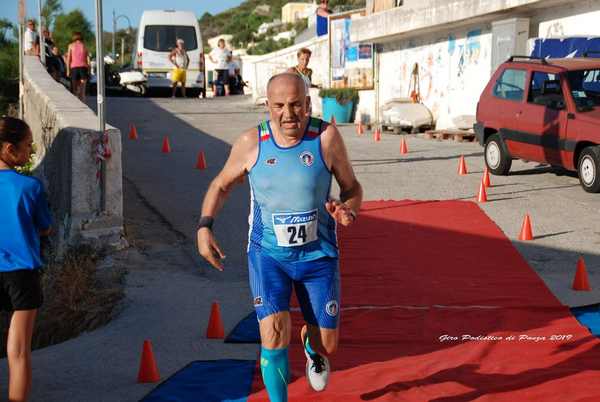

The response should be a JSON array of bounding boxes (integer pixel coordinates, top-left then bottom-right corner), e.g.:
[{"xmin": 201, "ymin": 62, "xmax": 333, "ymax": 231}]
[
  {"xmin": 325, "ymin": 200, "xmax": 356, "ymax": 227},
  {"xmin": 197, "ymin": 228, "xmax": 225, "ymax": 271}
]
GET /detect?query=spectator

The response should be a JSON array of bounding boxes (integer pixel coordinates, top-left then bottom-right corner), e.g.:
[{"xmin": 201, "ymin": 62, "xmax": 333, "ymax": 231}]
[
  {"xmin": 169, "ymin": 38, "xmax": 190, "ymax": 98},
  {"xmin": 316, "ymin": 0, "xmax": 332, "ymax": 37},
  {"xmin": 50, "ymin": 46, "xmax": 67, "ymax": 83},
  {"xmin": 66, "ymin": 32, "xmax": 90, "ymax": 102},
  {"xmin": 42, "ymin": 28, "xmax": 59, "ymax": 79},
  {"xmin": 287, "ymin": 48, "xmax": 318, "ymax": 91},
  {"xmin": 0, "ymin": 117, "xmax": 52, "ymax": 402},
  {"xmin": 197, "ymin": 52, "xmax": 207, "ymax": 98},
  {"xmin": 209, "ymin": 39, "xmax": 231, "ymax": 96},
  {"xmin": 229, "ymin": 65, "xmax": 247, "ymax": 95},
  {"xmin": 41, "ymin": 28, "xmax": 54, "ymax": 59},
  {"xmin": 23, "ymin": 20, "xmax": 39, "ymax": 56}
]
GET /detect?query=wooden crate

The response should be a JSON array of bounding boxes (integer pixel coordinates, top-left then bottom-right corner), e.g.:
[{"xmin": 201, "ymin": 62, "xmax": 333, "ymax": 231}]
[{"xmin": 422, "ymin": 129, "xmax": 476, "ymax": 143}]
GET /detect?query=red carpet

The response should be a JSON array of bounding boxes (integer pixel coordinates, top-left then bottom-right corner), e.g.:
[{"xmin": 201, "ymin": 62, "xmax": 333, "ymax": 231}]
[{"xmin": 248, "ymin": 200, "xmax": 600, "ymax": 401}]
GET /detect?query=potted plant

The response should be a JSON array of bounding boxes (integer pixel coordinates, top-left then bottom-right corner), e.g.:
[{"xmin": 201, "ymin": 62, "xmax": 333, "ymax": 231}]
[{"xmin": 319, "ymin": 88, "xmax": 359, "ymax": 124}]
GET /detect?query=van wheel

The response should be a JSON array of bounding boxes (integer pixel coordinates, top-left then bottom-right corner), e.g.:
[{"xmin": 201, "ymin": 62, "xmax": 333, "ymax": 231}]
[
  {"xmin": 485, "ymin": 133, "xmax": 512, "ymax": 175},
  {"xmin": 578, "ymin": 146, "xmax": 600, "ymax": 193}
]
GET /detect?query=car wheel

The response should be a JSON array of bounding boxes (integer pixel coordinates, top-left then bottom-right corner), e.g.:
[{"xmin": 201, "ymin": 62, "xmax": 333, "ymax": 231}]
[
  {"xmin": 485, "ymin": 133, "xmax": 512, "ymax": 175},
  {"xmin": 578, "ymin": 146, "xmax": 600, "ymax": 193}
]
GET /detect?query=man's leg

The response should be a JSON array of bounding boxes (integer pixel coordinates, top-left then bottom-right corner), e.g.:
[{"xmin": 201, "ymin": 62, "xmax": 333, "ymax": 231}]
[
  {"xmin": 181, "ymin": 83, "xmax": 186, "ymax": 98},
  {"xmin": 300, "ymin": 324, "xmax": 339, "ymax": 356},
  {"xmin": 7, "ymin": 309, "xmax": 37, "ymax": 402},
  {"xmin": 248, "ymin": 249, "xmax": 293, "ymax": 402},
  {"xmin": 79, "ymin": 79, "xmax": 87, "ymax": 101},
  {"xmin": 259, "ymin": 312, "xmax": 291, "ymax": 402},
  {"xmin": 294, "ymin": 257, "xmax": 340, "ymax": 391},
  {"xmin": 171, "ymin": 82, "xmax": 177, "ymax": 98}
]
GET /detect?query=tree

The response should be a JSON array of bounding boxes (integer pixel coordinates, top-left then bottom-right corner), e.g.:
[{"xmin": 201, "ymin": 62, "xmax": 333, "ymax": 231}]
[
  {"xmin": 53, "ymin": 9, "xmax": 94, "ymax": 53},
  {"xmin": 42, "ymin": 0, "xmax": 63, "ymax": 31},
  {"xmin": 0, "ymin": 18, "xmax": 14, "ymax": 45}
]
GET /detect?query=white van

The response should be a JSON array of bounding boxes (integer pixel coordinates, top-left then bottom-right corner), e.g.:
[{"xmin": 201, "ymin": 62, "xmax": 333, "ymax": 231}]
[{"xmin": 134, "ymin": 10, "xmax": 205, "ymax": 95}]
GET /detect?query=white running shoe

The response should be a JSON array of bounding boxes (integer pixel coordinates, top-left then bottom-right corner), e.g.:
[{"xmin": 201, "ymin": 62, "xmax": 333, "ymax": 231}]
[{"xmin": 305, "ymin": 349, "xmax": 330, "ymax": 392}]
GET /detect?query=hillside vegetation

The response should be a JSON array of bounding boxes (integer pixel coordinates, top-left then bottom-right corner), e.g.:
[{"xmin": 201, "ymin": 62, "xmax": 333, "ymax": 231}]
[{"xmin": 199, "ymin": 0, "xmax": 365, "ymax": 54}]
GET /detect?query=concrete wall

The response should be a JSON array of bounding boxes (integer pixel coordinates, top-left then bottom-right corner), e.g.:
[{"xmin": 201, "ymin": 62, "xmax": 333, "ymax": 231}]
[
  {"xmin": 379, "ymin": 25, "xmax": 492, "ymax": 129},
  {"xmin": 530, "ymin": 0, "xmax": 600, "ymax": 37},
  {"xmin": 23, "ymin": 56, "xmax": 124, "ymax": 256},
  {"xmin": 355, "ymin": 0, "xmax": 586, "ymax": 44}
]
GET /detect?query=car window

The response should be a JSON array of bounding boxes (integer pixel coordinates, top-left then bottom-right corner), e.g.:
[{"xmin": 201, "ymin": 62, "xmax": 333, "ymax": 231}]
[
  {"xmin": 144, "ymin": 25, "xmax": 198, "ymax": 51},
  {"xmin": 493, "ymin": 69, "xmax": 527, "ymax": 101},
  {"xmin": 567, "ymin": 69, "xmax": 600, "ymax": 111},
  {"xmin": 528, "ymin": 71, "xmax": 564, "ymax": 108}
]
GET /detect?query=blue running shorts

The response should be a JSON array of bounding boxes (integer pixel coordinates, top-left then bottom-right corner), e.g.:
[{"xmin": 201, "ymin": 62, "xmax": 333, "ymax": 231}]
[{"xmin": 248, "ymin": 248, "xmax": 340, "ymax": 329}]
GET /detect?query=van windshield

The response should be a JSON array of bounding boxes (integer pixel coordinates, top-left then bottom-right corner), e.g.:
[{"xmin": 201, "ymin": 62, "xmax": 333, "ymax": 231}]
[{"xmin": 144, "ymin": 25, "xmax": 197, "ymax": 51}]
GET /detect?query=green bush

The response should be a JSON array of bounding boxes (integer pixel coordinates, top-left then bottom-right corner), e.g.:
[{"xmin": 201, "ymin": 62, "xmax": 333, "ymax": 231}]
[{"xmin": 318, "ymin": 88, "xmax": 359, "ymax": 105}]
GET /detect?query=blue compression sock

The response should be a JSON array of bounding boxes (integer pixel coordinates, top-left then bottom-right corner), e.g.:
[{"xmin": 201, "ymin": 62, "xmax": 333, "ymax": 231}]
[{"xmin": 260, "ymin": 347, "xmax": 289, "ymax": 402}]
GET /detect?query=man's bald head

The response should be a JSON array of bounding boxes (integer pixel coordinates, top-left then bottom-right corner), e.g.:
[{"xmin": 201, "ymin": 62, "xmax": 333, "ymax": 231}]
[{"xmin": 267, "ymin": 73, "xmax": 307, "ymax": 99}]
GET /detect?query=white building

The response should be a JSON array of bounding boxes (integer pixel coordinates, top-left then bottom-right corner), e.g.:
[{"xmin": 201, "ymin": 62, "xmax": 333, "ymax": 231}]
[
  {"xmin": 274, "ymin": 30, "xmax": 297, "ymax": 42},
  {"xmin": 282, "ymin": 2, "xmax": 317, "ymax": 24},
  {"xmin": 249, "ymin": 0, "xmax": 600, "ymax": 127},
  {"xmin": 257, "ymin": 19, "xmax": 283, "ymax": 36}
]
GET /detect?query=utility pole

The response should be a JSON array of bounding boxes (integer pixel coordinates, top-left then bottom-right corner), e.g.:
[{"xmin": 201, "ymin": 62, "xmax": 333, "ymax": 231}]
[
  {"xmin": 112, "ymin": 9, "xmax": 115, "ymax": 56},
  {"xmin": 38, "ymin": 0, "xmax": 45, "ymax": 65},
  {"xmin": 18, "ymin": 0, "xmax": 25, "ymax": 119},
  {"xmin": 112, "ymin": 11, "xmax": 132, "ymax": 59},
  {"xmin": 95, "ymin": 0, "xmax": 106, "ymax": 211}
]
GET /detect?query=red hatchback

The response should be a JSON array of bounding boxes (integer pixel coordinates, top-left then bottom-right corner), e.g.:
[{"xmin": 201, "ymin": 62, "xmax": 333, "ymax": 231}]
[{"xmin": 475, "ymin": 56, "xmax": 600, "ymax": 192}]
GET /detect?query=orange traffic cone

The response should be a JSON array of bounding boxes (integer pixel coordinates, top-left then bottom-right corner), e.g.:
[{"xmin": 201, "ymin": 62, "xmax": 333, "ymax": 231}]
[
  {"xmin": 458, "ymin": 155, "xmax": 468, "ymax": 175},
  {"xmin": 483, "ymin": 167, "xmax": 491, "ymax": 187},
  {"xmin": 373, "ymin": 128, "xmax": 381, "ymax": 142},
  {"xmin": 206, "ymin": 301, "xmax": 225, "ymax": 339},
  {"xmin": 196, "ymin": 151, "xmax": 207, "ymax": 170},
  {"xmin": 573, "ymin": 257, "xmax": 592, "ymax": 291},
  {"xmin": 161, "ymin": 136, "xmax": 171, "ymax": 153},
  {"xmin": 356, "ymin": 122, "xmax": 364, "ymax": 135},
  {"xmin": 129, "ymin": 124, "xmax": 138, "ymax": 140},
  {"xmin": 518, "ymin": 214, "xmax": 533, "ymax": 241},
  {"xmin": 330, "ymin": 115, "xmax": 337, "ymax": 126},
  {"xmin": 477, "ymin": 180, "xmax": 487, "ymax": 203},
  {"xmin": 400, "ymin": 137, "xmax": 408, "ymax": 154},
  {"xmin": 137, "ymin": 340, "xmax": 160, "ymax": 383}
]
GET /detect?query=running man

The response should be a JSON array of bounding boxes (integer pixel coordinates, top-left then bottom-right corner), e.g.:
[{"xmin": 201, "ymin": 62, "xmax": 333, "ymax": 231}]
[{"xmin": 196, "ymin": 73, "xmax": 362, "ymax": 401}]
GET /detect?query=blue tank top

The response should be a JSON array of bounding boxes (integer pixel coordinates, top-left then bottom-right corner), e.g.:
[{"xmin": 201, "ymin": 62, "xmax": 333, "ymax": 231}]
[
  {"xmin": 316, "ymin": 15, "xmax": 328, "ymax": 36},
  {"xmin": 248, "ymin": 117, "xmax": 338, "ymax": 262}
]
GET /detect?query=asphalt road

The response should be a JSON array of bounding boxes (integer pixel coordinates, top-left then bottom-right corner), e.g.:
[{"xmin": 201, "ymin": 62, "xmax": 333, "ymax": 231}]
[{"xmin": 3, "ymin": 95, "xmax": 599, "ymax": 401}]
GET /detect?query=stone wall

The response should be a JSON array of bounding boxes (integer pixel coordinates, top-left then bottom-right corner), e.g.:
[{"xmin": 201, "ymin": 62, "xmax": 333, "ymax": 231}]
[{"xmin": 22, "ymin": 56, "xmax": 124, "ymax": 257}]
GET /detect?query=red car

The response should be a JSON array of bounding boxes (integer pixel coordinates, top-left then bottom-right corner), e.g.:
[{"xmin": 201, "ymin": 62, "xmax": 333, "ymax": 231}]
[{"xmin": 475, "ymin": 56, "xmax": 600, "ymax": 192}]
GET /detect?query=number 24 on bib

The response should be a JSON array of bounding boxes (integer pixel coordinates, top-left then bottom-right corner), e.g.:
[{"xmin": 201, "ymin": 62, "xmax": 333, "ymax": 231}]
[{"xmin": 272, "ymin": 210, "xmax": 318, "ymax": 247}]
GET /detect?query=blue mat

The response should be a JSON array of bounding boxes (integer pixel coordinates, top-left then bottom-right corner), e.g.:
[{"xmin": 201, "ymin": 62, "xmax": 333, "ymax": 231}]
[
  {"xmin": 571, "ymin": 304, "xmax": 600, "ymax": 336},
  {"xmin": 224, "ymin": 311, "xmax": 260, "ymax": 344},
  {"xmin": 141, "ymin": 359, "xmax": 256, "ymax": 402}
]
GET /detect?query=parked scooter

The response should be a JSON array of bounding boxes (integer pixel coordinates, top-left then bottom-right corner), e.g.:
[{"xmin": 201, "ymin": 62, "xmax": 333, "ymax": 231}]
[{"xmin": 90, "ymin": 54, "xmax": 147, "ymax": 96}]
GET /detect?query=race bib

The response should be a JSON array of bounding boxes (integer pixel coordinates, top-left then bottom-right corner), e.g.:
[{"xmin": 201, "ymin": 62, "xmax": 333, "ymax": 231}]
[{"xmin": 272, "ymin": 210, "xmax": 318, "ymax": 247}]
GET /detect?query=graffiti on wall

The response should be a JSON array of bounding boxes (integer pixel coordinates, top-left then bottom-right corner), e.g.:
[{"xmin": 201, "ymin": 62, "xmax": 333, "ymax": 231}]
[{"xmin": 379, "ymin": 28, "xmax": 491, "ymax": 128}]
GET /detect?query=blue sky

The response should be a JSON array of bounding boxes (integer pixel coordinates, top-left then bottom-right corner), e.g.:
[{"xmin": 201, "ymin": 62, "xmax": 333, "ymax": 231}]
[{"xmin": 1, "ymin": 0, "xmax": 245, "ymax": 29}]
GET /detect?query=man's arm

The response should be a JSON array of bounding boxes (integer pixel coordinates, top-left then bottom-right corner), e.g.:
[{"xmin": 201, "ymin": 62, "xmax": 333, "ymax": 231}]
[
  {"xmin": 197, "ymin": 128, "xmax": 258, "ymax": 270},
  {"xmin": 321, "ymin": 124, "xmax": 363, "ymax": 226},
  {"xmin": 168, "ymin": 49, "xmax": 177, "ymax": 67}
]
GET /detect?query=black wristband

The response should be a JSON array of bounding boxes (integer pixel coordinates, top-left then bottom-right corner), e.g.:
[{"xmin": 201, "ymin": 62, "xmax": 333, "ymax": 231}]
[{"xmin": 197, "ymin": 216, "xmax": 214, "ymax": 230}]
